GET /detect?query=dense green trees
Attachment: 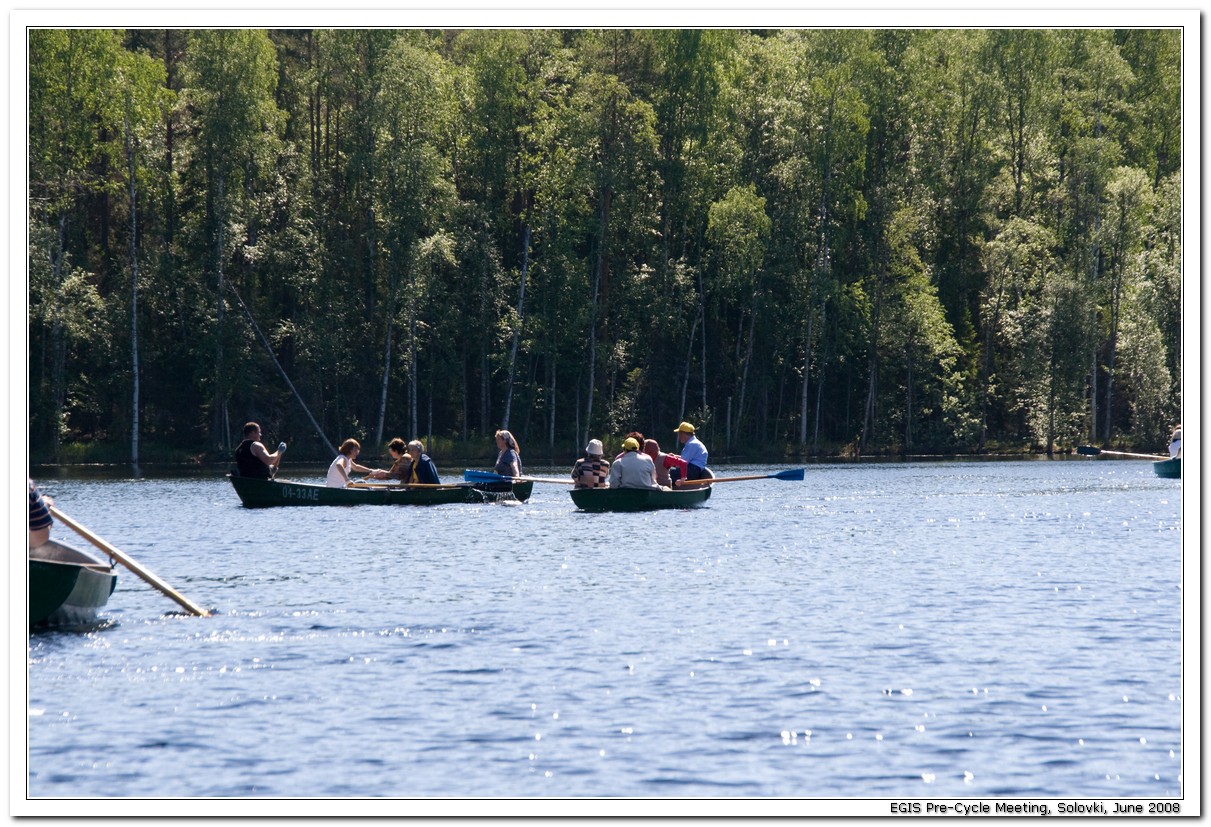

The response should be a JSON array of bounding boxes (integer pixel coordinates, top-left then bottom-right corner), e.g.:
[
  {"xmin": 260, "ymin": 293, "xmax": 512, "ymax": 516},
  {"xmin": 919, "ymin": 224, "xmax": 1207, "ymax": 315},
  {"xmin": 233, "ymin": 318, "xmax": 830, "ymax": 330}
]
[{"xmin": 26, "ymin": 28, "xmax": 1184, "ymax": 465}]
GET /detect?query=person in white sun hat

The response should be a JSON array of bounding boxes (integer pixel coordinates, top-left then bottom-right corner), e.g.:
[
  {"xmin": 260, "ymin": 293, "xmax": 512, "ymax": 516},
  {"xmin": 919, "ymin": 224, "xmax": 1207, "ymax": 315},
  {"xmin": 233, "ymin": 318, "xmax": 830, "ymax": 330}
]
[{"xmin": 571, "ymin": 438, "xmax": 611, "ymax": 489}]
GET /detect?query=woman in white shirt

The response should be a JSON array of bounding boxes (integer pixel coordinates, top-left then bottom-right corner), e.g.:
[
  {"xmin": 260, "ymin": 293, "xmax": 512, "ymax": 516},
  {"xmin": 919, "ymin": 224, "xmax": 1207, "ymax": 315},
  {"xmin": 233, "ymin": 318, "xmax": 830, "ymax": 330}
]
[
  {"xmin": 1169, "ymin": 424, "xmax": 1182, "ymax": 458},
  {"xmin": 326, "ymin": 438, "xmax": 375, "ymax": 487}
]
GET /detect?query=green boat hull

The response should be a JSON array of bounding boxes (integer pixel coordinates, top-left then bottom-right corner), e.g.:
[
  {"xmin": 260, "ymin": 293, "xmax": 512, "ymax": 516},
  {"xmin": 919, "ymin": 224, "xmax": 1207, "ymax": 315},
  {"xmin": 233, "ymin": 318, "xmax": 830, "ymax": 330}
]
[
  {"xmin": 29, "ymin": 540, "xmax": 118, "ymax": 628},
  {"xmin": 229, "ymin": 475, "xmax": 532, "ymax": 507},
  {"xmin": 1153, "ymin": 457, "xmax": 1181, "ymax": 479},
  {"xmin": 569, "ymin": 485, "xmax": 712, "ymax": 512}
]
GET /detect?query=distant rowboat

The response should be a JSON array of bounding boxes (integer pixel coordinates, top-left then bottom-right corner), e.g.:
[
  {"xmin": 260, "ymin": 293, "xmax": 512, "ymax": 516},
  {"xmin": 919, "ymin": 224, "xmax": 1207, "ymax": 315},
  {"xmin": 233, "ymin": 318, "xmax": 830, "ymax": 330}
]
[
  {"xmin": 228, "ymin": 475, "xmax": 533, "ymax": 507},
  {"xmin": 569, "ymin": 485, "xmax": 711, "ymax": 512},
  {"xmin": 29, "ymin": 539, "xmax": 118, "ymax": 628},
  {"xmin": 1152, "ymin": 457, "xmax": 1181, "ymax": 479}
]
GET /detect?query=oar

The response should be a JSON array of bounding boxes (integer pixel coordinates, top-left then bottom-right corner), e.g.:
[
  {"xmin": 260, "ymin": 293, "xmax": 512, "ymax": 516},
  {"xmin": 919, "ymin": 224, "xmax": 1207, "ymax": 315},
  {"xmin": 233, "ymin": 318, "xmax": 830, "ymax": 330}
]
[
  {"xmin": 48, "ymin": 507, "xmax": 211, "ymax": 618},
  {"xmin": 676, "ymin": 468, "xmax": 806, "ymax": 486},
  {"xmin": 348, "ymin": 481, "xmax": 475, "ymax": 490},
  {"xmin": 1076, "ymin": 446, "xmax": 1168, "ymax": 461},
  {"xmin": 270, "ymin": 441, "xmax": 286, "ymax": 480},
  {"xmin": 463, "ymin": 469, "xmax": 575, "ymax": 485}
]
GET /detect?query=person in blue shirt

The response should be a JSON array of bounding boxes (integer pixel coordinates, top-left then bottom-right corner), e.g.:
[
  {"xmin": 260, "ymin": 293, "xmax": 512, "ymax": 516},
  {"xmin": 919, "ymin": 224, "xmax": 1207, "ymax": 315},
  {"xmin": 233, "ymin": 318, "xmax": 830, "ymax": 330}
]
[
  {"xmin": 405, "ymin": 440, "xmax": 441, "ymax": 485},
  {"xmin": 672, "ymin": 421, "xmax": 710, "ymax": 483}
]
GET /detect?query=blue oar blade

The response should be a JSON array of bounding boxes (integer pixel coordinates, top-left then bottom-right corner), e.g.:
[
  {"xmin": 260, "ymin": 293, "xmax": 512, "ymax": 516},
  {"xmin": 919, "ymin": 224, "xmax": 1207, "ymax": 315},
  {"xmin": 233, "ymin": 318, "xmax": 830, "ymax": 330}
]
[
  {"xmin": 464, "ymin": 469, "xmax": 508, "ymax": 483},
  {"xmin": 771, "ymin": 468, "xmax": 806, "ymax": 481}
]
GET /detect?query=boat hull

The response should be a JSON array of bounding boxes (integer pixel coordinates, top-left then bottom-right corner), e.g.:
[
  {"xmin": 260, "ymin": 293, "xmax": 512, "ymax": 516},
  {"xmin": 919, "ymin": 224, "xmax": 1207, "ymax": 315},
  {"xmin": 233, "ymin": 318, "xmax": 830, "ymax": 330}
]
[
  {"xmin": 29, "ymin": 540, "xmax": 117, "ymax": 628},
  {"xmin": 1153, "ymin": 457, "xmax": 1181, "ymax": 479},
  {"xmin": 228, "ymin": 475, "xmax": 532, "ymax": 507},
  {"xmin": 570, "ymin": 486, "xmax": 712, "ymax": 512}
]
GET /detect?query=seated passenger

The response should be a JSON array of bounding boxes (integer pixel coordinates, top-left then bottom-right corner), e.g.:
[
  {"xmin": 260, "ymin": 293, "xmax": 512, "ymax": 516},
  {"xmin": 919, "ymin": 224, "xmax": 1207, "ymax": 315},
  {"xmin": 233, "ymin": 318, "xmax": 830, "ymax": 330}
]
[
  {"xmin": 327, "ymin": 438, "xmax": 374, "ymax": 487},
  {"xmin": 405, "ymin": 439, "xmax": 441, "ymax": 485},
  {"xmin": 643, "ymin": 439, "xmax": 686, "ymax": 489},
  {"xmin": 367, "ymin": 437, "xmax": 413, "ymax": 482},
  {"xmin": 607, "ymin": 437, "xmax": 660, "ymax": 490},
  {"xmin": 572, "ymin": 439, "xmax": 611, "ymax": 489}
]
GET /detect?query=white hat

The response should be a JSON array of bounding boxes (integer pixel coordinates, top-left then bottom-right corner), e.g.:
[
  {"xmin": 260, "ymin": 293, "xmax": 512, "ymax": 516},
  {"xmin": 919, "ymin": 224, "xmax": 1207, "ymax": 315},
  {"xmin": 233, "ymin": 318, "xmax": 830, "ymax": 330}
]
[{"xmin": 586, "ymin": 439, "xmax": 604, "ymax": 456}]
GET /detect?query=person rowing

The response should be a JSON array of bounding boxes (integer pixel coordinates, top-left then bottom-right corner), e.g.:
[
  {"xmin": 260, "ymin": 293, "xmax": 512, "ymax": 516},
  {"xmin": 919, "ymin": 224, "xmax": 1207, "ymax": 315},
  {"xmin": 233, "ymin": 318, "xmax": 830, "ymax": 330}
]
[
  {"xmin": 670, "ymin": 421, "xmax": 710, "ymax": 484},
  {"xmin": 234, "ymin": 421, "xmax": 285, "ymax": 479},
  {"xmin": 1169, "ymin": 424, "xmax": 1182, "ymax": 458},
  {"xmin": 494, "ymin": 429, "xmax": 522, "ymax": 477}
]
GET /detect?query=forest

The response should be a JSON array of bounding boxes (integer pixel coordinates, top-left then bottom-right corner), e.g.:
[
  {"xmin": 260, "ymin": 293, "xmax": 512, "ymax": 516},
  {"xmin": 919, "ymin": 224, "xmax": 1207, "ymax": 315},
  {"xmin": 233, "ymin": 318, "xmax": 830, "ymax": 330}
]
[{"xmin": 27, "ymin": 28, "xmax": 1183, "ymax": 467}]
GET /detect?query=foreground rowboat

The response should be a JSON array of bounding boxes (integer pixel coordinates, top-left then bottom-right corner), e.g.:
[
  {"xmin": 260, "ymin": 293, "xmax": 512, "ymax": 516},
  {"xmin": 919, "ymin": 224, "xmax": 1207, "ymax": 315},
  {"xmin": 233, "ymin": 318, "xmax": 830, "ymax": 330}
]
[
  {"xmin": 29, "ymin": 539, "xmax": 118, "ymax": 628},
  {"xmin": 1153, "ymin": 457, "xmax": 1181, "ymax": 479},
  {"xmin": 570, "ymin": 485, "xmax": 712, "ymax": 512},
  {"xmin": 229, "ymin": 475, "xmax": 533, "ymax": 508}
]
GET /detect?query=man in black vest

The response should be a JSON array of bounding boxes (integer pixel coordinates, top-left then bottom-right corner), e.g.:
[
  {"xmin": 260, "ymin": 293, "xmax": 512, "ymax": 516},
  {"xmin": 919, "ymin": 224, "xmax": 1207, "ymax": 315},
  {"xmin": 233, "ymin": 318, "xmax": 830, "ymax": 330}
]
[{"xmin": 234, "ymin": 422, "xmax": 284, "ymax": 478}]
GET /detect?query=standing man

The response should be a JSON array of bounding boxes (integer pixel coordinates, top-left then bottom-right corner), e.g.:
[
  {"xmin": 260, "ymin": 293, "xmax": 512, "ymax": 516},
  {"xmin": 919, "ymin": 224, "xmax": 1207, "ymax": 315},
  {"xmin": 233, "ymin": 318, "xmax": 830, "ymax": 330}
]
[
  {"xmin": 234, "ymin": 422, "xmax": 285, "ymax": 479},
  {"xmin": 672, "ymin": 421, "xmax": 710, "ymax": 483}
]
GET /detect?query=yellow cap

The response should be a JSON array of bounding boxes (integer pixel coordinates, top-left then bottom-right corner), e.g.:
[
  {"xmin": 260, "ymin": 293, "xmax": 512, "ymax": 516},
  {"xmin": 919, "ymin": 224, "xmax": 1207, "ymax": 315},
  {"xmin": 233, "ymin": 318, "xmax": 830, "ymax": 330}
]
[
  {"xmin": 622, "ymin": 437, "xmax": 640, "ymax": 451},
  {"xmin": 675, "ymin": 422, "xmax": 695, "ymax": 435}
]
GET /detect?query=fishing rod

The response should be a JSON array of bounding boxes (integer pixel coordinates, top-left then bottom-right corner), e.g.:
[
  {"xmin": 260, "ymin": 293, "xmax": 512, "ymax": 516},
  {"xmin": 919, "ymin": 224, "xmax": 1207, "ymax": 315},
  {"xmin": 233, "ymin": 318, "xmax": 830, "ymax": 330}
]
[{"xmin": 227, "ymin": 281, "xmax": 337, "ymax": 456}]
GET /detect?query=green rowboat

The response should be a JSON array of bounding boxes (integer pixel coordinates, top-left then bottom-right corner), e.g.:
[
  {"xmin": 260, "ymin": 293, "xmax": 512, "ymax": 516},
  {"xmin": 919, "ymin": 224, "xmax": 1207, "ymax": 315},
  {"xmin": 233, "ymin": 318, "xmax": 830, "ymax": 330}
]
[
  {"xmin": 570, "ymin": 485, "xmax": 711, "ymax": 512},
  {"xmin": 1153, "ymin": 457, "xmax": 1181, "ymax": 479},
  {"xmin": 30, "ymin": 539, "xmax": 118, "ymax": 628},
  {"xmin": 228, "ymin": 475, "xmax": 533, "ymax": 508}
]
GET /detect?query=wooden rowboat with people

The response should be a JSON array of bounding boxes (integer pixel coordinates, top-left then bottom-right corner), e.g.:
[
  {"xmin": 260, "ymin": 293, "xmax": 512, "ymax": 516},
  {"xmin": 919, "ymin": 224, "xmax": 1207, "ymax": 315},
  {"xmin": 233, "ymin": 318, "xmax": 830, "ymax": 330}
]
[
  {"xmin": 228, "ymin": 474, "xmax": 532, "ymax": 508},
  {"xmin": 569, "ymin": 485, "xmax": 713, "ymax": 512}
]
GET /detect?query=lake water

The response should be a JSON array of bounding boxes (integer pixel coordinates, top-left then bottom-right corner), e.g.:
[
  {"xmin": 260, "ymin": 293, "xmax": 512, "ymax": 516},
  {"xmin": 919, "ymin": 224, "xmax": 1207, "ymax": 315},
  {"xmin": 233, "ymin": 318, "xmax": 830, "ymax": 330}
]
[{"xmin": 23, "ymin": 459, "xmax": 1187, "ymax": 810}]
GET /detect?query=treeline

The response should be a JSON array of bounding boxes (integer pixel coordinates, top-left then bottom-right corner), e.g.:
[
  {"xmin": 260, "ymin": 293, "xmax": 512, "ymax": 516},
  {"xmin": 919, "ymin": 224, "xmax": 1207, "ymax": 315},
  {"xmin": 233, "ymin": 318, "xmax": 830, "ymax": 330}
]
[{"xmin": 27, "ymin": 28, "xmax": 1182, "ymax": 465}]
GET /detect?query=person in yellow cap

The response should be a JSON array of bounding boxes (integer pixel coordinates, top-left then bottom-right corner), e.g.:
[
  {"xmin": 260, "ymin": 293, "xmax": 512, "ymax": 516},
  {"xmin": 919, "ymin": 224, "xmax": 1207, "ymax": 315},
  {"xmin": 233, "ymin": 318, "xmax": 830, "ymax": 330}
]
[
  {"xmin": 671, "ymin": 421, "xmax": 710, "ymax": 484},
  {"xmin": 607, "ymin": 436, "xmax": 660, "ymax": 489}
]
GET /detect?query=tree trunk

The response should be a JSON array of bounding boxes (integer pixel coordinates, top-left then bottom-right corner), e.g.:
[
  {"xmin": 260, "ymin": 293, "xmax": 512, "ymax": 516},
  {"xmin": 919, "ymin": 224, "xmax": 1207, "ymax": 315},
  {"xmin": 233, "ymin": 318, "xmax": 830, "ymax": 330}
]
[
  {"xmin": 860, "ymin": 263, "xmax": 885, "ymax": 456},
  {"xmin": 584, "ymin": 248, "xmax": 601, "ymax": 447},
  {"xmin": 374, "ymin": 318, "xmax": 394, "ymax": 447},
  {"xmin": 213, "ymin": 171, "xmax": 228, "ymax": 453},
  {"xmin": 679, "ymin": 312, "xmax": 699, "ymax": 421},
  {"xmin": 126, "ymin": 113, "xmax": 141, "ymax": 476},
  {"xmin": 503, "ymin": 224, "xmax": 530, "ymax": 429},
  {"xmin": 736, "ymin": 289, "xmax": 758, "ymax": 444},
  {"xmin": 799, "ymin": 306, "xmax": 814, "ymax": 448},
  {"xmin": 548, "ymin": 358, "xmax": 556, "ymax": 462}
]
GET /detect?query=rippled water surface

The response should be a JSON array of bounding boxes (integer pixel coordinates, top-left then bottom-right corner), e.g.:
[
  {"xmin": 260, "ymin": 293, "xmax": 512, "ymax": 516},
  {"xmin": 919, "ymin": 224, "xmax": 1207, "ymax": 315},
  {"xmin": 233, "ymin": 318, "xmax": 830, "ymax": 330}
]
[{"xmin": 26, "ymin": 460, "xmax": 1185, "ymax": 800}]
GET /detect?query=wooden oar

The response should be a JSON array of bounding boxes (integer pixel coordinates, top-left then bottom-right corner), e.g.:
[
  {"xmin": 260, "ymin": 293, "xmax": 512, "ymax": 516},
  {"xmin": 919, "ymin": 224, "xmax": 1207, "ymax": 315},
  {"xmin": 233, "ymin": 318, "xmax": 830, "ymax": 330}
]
[
  {"xmin": 270, "ymin": 441, "xmax": 286, "ymax": 480},
  {"xmin": 348, "ymin": 481, "xmax": 474, "ymax": 490},
  {"xmin": 48, "ymin": 507, "xmax": 211, "ymax": 618},
  {"xmin": 463, "ymin": 469, "xmax": 575, "ymax": 485},
  {"xmin": 677, "ymin": 468, "xmax": 806, "ymax": 486},
  {"xmin": 1076, "ymin": 445, "xmax": 1168, "ymax": 461}
]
